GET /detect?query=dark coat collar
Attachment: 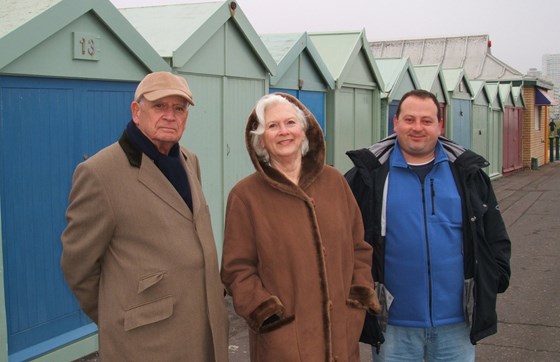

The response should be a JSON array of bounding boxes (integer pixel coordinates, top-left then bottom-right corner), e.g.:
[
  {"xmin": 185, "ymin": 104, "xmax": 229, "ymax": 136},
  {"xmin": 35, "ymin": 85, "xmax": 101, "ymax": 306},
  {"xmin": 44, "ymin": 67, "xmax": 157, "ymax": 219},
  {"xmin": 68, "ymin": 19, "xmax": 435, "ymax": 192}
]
[
  {"xmin": 118, "ymin": 128, "xmax": 187, "ymax": 168},
  {"xmin": 118, "ymin": 129, "xmax": 142, "ymax": 168}
]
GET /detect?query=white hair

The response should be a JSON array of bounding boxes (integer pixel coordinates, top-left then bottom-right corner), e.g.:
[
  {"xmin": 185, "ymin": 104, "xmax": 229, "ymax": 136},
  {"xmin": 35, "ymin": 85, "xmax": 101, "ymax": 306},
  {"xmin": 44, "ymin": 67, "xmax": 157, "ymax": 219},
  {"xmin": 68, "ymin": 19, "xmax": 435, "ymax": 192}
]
[{"xmin": 250, "ymin": 94, "xmax": 309, "ymax": 163}]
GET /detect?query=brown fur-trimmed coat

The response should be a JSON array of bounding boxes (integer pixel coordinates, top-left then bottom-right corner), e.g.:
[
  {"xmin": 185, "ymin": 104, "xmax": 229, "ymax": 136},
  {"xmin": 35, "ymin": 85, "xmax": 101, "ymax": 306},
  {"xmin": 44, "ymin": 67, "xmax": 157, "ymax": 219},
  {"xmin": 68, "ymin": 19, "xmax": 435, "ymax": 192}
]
[{"xmin": 221, "ymin": 93, "xmax": 380, "ymax": 361}]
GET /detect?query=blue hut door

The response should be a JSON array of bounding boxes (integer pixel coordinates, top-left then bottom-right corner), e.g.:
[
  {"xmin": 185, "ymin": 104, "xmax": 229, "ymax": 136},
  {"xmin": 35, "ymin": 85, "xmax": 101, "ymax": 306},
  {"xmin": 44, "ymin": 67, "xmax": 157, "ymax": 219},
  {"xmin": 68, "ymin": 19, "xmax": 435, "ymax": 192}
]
[
  {"xmin": 0, "ymin": 76, "xmax": 135, "ymax": 358},
  {"xmin": 387, "ymin": 101, "xmax": 399, "ymax": 135},
  {"xmin": 452, "ymin": 99, "xmax": 471, "ymax": 148},
  {"xmin": 269, "ymin": 88, "xmax": 326, "ymax": 135}
]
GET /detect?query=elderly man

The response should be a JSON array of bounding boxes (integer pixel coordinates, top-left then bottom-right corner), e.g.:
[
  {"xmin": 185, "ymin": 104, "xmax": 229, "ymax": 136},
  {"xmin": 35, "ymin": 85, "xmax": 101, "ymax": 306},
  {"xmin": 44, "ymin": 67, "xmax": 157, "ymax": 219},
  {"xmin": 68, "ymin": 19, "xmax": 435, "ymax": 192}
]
[{"xmin": 61, "ymin": 71, "xmax": 229, "ymax": 361}]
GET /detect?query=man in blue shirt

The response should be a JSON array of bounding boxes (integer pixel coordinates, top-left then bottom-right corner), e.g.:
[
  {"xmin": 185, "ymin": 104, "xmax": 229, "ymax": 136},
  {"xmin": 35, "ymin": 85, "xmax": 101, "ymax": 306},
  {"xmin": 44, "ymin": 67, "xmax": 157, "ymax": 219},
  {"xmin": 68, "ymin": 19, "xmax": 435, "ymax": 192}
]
[{"xmin": 345, "ymin": 90, "xmax": 511, "ymax": 361}]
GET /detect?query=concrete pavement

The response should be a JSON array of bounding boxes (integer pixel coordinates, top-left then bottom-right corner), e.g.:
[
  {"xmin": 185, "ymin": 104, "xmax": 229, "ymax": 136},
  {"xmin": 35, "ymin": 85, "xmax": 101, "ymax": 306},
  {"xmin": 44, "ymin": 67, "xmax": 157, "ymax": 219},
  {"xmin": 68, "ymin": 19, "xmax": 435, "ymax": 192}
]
[{"xmin": 475, "ymin": 161, "xmax": 560, "ymax": 361}]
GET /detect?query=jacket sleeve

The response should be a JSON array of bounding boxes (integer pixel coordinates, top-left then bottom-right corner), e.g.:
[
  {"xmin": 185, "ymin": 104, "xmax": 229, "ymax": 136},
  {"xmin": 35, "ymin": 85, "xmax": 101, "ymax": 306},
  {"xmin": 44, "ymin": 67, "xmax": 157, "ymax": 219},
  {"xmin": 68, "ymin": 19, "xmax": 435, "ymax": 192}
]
[
  {"xmin": 60, "ymin": 162, "xmax": 116, "ymax": 323},
  {"xmin": 345, "ymin": 167, "xmax": 367, "ymax": 212},
  {"xmin": 345, "ymin": 164, "xmax": 373, "ymax": 241},
  {"xmin": 342, "ymin": 176, "xmax": 381, "ymax": 314},
  {"xmin": 221, "ymin": 191, "xmax": 287, "ymax": 332}
]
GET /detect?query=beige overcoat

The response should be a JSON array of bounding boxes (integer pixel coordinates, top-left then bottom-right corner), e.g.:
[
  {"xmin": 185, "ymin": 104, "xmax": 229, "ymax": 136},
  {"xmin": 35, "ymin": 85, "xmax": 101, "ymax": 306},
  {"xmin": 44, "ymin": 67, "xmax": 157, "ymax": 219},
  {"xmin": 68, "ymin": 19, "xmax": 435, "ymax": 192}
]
[
  {"xmin": 61, "ymin": 131, "xmax": 228, "ymax": 361},
  {"xmin": 221, "ymin": 93, "xmax": 380, "ymax": 362}
]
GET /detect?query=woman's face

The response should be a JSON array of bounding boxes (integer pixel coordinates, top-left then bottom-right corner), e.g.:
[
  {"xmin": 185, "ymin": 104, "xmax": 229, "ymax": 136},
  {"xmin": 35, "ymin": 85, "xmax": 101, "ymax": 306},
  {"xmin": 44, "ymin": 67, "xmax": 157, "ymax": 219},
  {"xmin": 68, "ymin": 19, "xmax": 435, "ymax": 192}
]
[{"xmin": 261, "ymin": 102, "xmax": 306, "ymax": 165}]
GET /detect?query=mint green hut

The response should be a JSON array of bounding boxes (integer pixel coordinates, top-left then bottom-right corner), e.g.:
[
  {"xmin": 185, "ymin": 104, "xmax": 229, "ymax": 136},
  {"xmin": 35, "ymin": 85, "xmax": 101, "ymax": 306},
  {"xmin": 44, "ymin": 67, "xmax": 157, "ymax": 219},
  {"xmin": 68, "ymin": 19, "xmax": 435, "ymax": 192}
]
[
  {"xmin": 511, "ymin": 85, "xmax": 526, "ymax": 111},
  {"xmin": 309, "ymin": 30, "xmax": 384, "ymax": 173},
  {"xmin": 483, "ymin": 83, "xmax": 505, "ymax": 178},
  {"xmin": 0, "ymin": 0, "xmax": 169, "ymax": 360},
  {"xmin": 469, "ymin": 80, "xmax": 492, "ymax": 166},
  {"xmin": 374, "ymin": 57, "xmax": 420, "ymax": 137},
  {"xmin": 120, "ymin": 0, "xmax": 277, "ymax": 253}
]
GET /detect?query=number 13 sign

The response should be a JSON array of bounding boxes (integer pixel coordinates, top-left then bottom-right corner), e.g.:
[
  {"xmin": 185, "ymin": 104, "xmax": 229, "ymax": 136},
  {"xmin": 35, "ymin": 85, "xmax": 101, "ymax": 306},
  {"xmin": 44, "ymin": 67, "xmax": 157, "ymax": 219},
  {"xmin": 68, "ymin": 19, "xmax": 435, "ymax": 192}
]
[{"xmin": 73, "ymin": 32, "xmax": 100, "ymax": 61}]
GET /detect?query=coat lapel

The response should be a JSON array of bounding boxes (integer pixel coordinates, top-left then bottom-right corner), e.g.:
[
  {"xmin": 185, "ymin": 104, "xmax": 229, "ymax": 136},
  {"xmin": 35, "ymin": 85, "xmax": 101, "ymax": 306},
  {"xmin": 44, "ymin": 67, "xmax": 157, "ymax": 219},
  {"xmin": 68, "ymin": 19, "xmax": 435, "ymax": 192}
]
[
  {"xmin": 180, "ymin": 151, "xmax": 203, "ymax": 219},
  {"xmin": 137, "ymin": 153, "xmax": 193, "ymax": 221}
]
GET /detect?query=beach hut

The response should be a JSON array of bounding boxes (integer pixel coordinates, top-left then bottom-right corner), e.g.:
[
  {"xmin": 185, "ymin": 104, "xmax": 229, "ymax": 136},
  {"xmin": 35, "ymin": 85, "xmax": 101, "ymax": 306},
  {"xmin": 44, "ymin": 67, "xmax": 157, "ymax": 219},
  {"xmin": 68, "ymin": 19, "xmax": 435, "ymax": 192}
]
[
  {"xmin": 470, "ymin": 80, "xmax": 492, "ymax": 165},
  {"xmin": 528, "ymin": 85, "xmax": 559, "ymax": 164},
  {"xmin": 484, "ymin": 83, "xmax": 505, "ymax": 178},
  {"xmin": 260, "ymin": 32, "xmax": 334, "ymax": 133},
  {"xmin": 0, "ymin": 0, "xmax": 169, "ymax": 360},
  {"xmin": 512, "ymin": 85, "xmax": 526, "ymax": 110},
  {"xmin": 374, "ymin": 57, "xmax": 420, "ymax": 136},
  {"xmin": 498, "ymin": 83, "xmax": 523, "ymax": 173},
  {"xmin": 308, "ymin": 30, "xmax": 384, "ymax": 172},
  {"xmin": 513, "ymin": 79, "xmax": 557, "ymax": 168},
  {"xmin": 120, "ymin": 0, "xmax": 277, "ymax": 252},
  {"xmin": 442, "ymin": 68, "xmax": 474, "ymax": 147},
  {"xmin": 413, "ymin": 64, "xmax": 449, "ymax": 136}
]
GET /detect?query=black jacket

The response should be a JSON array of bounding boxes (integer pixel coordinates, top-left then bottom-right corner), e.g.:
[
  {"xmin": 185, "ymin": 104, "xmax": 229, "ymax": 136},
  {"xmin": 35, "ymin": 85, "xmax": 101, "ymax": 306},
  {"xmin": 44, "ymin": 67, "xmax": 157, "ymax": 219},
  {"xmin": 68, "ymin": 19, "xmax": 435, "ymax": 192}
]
[{"xmin": 345, "ymin": 135, "xmax": 511, "ymax": 345}]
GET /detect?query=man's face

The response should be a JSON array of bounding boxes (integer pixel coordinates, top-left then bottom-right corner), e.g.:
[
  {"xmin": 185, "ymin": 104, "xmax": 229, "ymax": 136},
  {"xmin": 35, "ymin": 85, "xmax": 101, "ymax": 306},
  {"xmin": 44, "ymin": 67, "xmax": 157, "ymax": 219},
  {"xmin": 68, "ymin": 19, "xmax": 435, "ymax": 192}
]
[
  {"xmin": 393, "ymin": 96, "xmax": 442, "ymax": 163},
  {"xmin": 131, "ymin": 95, "xmax": 189, "ymax": 154}
]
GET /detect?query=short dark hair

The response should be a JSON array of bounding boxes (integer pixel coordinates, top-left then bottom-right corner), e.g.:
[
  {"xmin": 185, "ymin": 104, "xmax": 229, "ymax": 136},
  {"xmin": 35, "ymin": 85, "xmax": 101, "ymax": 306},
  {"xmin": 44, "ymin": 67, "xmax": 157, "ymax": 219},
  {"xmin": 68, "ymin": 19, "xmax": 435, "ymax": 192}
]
[{"xmin": 395, "ymin": 89, "xmax": 442, "ymax": 121}]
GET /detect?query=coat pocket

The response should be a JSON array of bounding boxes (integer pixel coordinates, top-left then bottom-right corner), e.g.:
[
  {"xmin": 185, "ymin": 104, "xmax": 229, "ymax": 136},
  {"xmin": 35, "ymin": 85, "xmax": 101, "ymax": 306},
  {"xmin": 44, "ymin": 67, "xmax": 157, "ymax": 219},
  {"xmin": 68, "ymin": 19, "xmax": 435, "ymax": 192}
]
[
  {"xmin": 252, "ymin": 317, "xmax": 301, "ymax": 361},
  {"xmin": 137, "ymin": 271, "xmax": 166, "ymax": 294},
  {"xmin": 124, "ymin": 295, "xmax": 173, "ymax": 331}
]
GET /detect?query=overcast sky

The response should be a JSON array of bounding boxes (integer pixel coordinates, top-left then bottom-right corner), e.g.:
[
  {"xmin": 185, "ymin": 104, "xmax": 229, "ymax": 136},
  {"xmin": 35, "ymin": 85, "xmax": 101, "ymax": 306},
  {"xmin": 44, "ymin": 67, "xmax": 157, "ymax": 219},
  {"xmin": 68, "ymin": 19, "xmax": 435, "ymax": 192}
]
[{"xmin": 111, "ymin": 0, "xmax": 560, "ymax": 74}]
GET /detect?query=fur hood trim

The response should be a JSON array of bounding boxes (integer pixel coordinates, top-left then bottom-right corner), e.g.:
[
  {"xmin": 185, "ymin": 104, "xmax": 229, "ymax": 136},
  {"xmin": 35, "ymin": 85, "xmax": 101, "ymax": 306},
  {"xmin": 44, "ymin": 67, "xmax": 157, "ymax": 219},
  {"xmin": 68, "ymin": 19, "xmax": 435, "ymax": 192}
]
[{"xmin": 245, "ymin": 92, "xmax": 326, "ymax": 194}]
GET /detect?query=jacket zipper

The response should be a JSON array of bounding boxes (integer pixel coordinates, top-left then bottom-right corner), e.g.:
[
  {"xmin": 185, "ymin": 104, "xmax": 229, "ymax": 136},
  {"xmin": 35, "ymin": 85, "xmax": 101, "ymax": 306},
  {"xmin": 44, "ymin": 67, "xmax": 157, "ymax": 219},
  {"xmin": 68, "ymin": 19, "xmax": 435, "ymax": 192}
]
[
  {"xmin": 430, "ymin": 178, "xmax": 435, "ymax": 215},
  {"xmin": 421, "ymin": 182, "xmax": 434, "ymax": 325}
]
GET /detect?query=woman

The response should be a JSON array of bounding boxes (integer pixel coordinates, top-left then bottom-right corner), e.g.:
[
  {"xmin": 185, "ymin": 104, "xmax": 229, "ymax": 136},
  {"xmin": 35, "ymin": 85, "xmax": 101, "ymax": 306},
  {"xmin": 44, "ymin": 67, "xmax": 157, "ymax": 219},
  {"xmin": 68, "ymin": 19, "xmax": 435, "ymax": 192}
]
[{"xmin": 221, "ymin": 93, "xmax": 380, "ymax": 361}]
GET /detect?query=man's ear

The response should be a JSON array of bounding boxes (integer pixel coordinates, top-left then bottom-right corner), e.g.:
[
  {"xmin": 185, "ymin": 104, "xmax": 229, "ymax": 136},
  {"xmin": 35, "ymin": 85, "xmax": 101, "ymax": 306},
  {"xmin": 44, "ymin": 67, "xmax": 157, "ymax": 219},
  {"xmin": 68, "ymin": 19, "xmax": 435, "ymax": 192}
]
[{"xmin": 131, "ymin": 101, "xmax": 140, "ymax": 124}]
